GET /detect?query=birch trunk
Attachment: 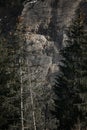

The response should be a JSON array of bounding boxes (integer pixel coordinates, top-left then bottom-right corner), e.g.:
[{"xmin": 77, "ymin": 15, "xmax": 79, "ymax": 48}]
[
  {"xmin": 20, "ymin": 66, "xmax": 24, "ymax": 130},
  {"xmin": 27, "ymin": 59, "xmax": 37, "ymax": 130}
]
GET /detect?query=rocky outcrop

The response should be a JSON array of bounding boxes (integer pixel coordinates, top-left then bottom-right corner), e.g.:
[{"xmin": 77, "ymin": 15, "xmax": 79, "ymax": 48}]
[
  {"xmin": 25, "ymin": 33, "xmax": 59, "ymax": 86},
  {"xmin": 20, "ymin": 0, "xmax": 84, "ymax": 87}
]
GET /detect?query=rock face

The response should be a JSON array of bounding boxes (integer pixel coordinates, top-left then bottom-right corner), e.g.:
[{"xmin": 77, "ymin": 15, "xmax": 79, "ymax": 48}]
[
  {"xmin": 25, "ymin": 33, "xmax": 59, "ymax": 86},
  {"xmin": 20, "ymin": 0, "xmax": 84, "ymax": 87}
]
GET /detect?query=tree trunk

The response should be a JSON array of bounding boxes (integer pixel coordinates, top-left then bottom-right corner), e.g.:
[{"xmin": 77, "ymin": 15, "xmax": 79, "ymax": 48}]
[
  {"xmin": 27, "ymin": 59, "xmax": 37, "ymax": 130},
  {"xmin": 20, "ymin": 66, "xmax": 24, "ymax": 130}
]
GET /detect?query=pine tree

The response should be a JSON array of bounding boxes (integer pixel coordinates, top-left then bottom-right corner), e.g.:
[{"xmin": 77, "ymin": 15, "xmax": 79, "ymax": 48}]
[
  {"xmin": 0, "ymin": 35, "xmax": 21, "ymax": 129},
  {"xmin": 53, "ymin": 11, "xmax": 87, "ymax": 130}
]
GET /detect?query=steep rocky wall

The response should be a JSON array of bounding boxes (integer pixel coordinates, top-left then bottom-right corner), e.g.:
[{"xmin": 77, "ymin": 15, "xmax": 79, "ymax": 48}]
[
  {"xmin": 22, "ymin": 0, "xmax": 82, "ymax": 43},
  {"xmin": 20, "ymin": 0, "xmax": 83, "ymax": 87}
]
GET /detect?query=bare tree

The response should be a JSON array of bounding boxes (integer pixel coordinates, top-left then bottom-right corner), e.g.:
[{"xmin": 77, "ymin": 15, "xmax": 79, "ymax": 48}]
[{"xmin": 27, "ymin": 59, "xmax": 37, "ymax": 130}]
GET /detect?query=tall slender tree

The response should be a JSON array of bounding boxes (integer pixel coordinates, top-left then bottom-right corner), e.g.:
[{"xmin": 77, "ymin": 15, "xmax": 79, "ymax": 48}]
[{"xmin": 53, "ymin": 11, "xmax": 87, "ymax": 130}]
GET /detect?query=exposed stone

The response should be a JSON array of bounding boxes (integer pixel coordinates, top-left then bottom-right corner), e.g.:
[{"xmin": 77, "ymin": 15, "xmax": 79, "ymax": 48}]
[
  {"xmin": 20, "ymin": 0, "xmax": 85, "ymax": 87},
  {"xmin": 25, "ymin": 33, "xmax": 58, "ymax": 86}
]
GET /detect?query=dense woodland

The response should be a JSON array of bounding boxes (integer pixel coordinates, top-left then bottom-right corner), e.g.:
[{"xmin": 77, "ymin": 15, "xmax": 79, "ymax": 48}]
[
  {"xmin": 0, "ymin": 0, "xmax": 87, "ymax": 130},
  {"xmin": 53, "ymin": 12, "xmax": 87, "ymax": 130}
]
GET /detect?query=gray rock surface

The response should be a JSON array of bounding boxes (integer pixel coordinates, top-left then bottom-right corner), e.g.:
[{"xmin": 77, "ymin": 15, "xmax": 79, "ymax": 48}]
[
  {"xmin": 20, "ymin": 0, "xmax": 84, "ymax": 87},
  {"xmin": 25, "ymin": 33, "xmax": 59, "ymax": 86}
]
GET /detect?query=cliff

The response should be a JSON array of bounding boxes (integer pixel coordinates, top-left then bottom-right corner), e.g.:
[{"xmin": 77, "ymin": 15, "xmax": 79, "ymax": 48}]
[{"xmin": 20, "ymin": 0, "xmax": 84, "ymax": 87}]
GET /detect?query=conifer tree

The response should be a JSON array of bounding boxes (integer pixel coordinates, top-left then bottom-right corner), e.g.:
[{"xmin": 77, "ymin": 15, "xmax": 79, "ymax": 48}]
[
  {"xmin": 53, "ymin": 11, "xmax": 87, "ymax": 130},
  {"xmin": 0, "ymin": 35, "xmax": 21, "ymax": 129}
]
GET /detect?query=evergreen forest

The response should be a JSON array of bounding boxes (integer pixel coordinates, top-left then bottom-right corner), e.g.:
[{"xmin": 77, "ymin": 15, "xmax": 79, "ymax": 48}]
[{"xmin": 0, "ymin": 1, "xmax": 87, "ymax": 130}]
